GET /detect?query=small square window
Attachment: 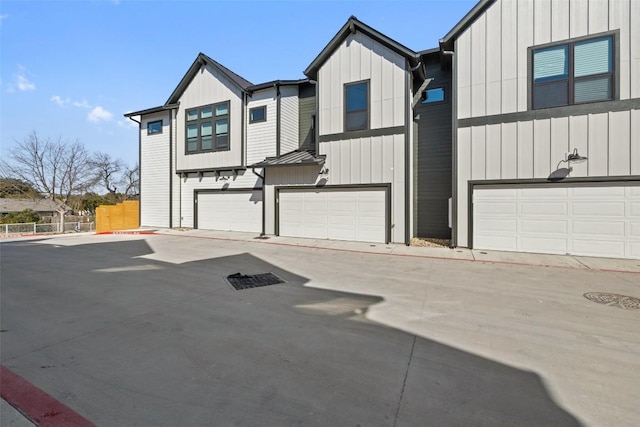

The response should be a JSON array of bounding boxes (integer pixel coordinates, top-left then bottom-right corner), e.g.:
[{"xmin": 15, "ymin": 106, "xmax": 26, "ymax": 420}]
[
  {"xmin": 201, "ymin": 106, "xmax": 213, "ymax": 119},
  {"xmin": 422, "ymin": 87, "xmax": 446, "ymax": 104},
  {"xmin": 215, "ymin": 104, "xmax": 229, "ymax": 116},
  {"xmin": 249, "ymin": 106, "xmax": 266, "ymax": 123},
  {"xmin": 147, "ymin": 120, "xmax": 163, "ymax": 135},
  {"xmin": 186, "ymin": 109, "xmax": 198, "ymax": 121}
]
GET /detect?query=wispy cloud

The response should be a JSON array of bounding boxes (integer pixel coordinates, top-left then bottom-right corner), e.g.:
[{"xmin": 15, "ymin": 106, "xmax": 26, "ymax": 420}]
[
  {"xmin": 88, "ymin": 106, "xmax": 113, "ymax": 122},
  {"xmin": 50, "ymin": 95, "xmax": 70, "ymax": 107},
  {"xmin": 0, "ymin": 14, "xmax": 8, "ymax": 22},
  {"xmin": 73, "ymin": 100, "xmax": 91, "ymax": 109},
  {"xmin": 14, "ymin": 66, "xmax": 36, "ymax": 92}
]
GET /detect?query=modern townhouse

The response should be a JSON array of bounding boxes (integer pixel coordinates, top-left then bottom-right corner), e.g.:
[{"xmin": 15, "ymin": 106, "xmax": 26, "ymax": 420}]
[
  {"xmin": 126, "ymin": 0, "xmax": 639, "ymax": 259},
  {"xmin": 444, "ymin": 0, "xmax": 640, "ymax": 259}
]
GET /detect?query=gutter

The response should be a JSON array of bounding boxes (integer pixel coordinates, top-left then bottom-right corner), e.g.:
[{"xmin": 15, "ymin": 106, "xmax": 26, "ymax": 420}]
[
  {"xmin": 404, "ymin": 58, "xmax": 411, "ymax": 246},
  {"xmin": 276, "ymin": 82, "xmax": 281, "ymax": 157}
]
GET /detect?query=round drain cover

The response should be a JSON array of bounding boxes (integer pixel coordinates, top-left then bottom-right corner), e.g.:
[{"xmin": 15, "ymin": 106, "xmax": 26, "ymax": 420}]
[{"xmin": 583, "ymin": 292, "xmax": 640, "ymax": 310}]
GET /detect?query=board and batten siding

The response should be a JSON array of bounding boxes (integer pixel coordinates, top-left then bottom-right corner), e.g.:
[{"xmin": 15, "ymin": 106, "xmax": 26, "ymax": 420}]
[
  {"xmin": 279, "ymin": 85, "xmax": 299, "ymax": 154},
  {"xmin": 454, "ymin": 0, "xmax": 640, "ymax": 247},
  {"xmin": 456, "ymin": 0, "xmax": 640, "ymax": 119},
  {"xmin": 318, "ymin": 31, "xmax": 406, "ymax": 135},
  {"xmin": 246, "ymin": 88, "xmax": 277, "ymax": 165},
  {"xmin": 140, "ymin": 113, "xmax": 171, "ymax": 228},
  {"xmin": 175, "ymin": 63, "xmax": 244, "ymax": 171}
]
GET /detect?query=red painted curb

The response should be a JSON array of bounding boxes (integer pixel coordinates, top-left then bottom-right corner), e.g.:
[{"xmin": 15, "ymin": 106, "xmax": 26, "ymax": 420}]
[
  {"xmin": 96, "ymin": 230, "xmax": 156, "ymax": 235},
  {"xmin": 0, "ymin": 365, "xmax": 95, "ymax": 427},
  {"xmin": 0, "ymin": 233, "xmax": 46, "ymax": 239}
]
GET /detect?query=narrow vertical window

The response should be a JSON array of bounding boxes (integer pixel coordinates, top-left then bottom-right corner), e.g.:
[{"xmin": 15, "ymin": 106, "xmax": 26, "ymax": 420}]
[{"xmin": 345, "ymin": 81, "xmax": 369, "ymax": 131}]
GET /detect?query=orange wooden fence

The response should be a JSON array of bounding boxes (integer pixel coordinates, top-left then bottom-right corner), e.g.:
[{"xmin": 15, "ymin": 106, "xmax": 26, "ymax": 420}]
[{"xmin": 95, "ymin": 200, "xmax": 139, "ymax": 233}]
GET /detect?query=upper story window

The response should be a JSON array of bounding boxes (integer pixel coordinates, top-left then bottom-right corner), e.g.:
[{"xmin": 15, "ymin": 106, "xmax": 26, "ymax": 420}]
[
  {"xmin": 532, "ymin": 34, "xmax": 615, "ymax": 110},
  {"xmin": 147, "ymin": 120, "xmax": 163, "ymax": 135},
  {"xmin": 345, "ymin": 80, "xmax": 369, "ymax": 131},
  {"xmin": 422, "ymin": 87, "xmax": 446, "ymax": 104},
  {"xmin": 185, "ymin": 101, "xmax": 230, "ymax": 153},
  {"xmin": 249, "ymin": 106, "xmax": 266, "ymax": 123}
]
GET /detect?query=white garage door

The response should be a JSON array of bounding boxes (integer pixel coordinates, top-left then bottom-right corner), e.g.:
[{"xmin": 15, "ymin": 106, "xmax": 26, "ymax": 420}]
[
  {"xmin": 473, "ymin": 182, "xmax": 640, "ymax": 259},
  {"xmin": 279, "ymin": 187, "xmax": 387, "ymax": 243},
  {"xmin": 197, "ymin": 190, "xmax": 262, "ymax": 233}
]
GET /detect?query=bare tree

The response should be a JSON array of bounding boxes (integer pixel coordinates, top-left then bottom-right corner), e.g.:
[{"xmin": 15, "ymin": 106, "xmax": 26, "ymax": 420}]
[
  {"xmin": 122, "ymin": 163, "xmax": 140, "ymax": 199},
  {"xmin": 90, "ymin": 152, "xmax": 124, "ymax": 194},
  {"xmin": 0, "ymin": 132, "xmax": 95, "ymax": 203}
]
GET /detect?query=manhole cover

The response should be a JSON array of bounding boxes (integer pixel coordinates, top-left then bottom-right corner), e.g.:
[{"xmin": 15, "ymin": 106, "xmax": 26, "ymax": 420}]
[
  {"xmin": 227, "ymin": 272, "xmax": 284, "ymax": 290},
  {"xmin": 583, "ymin": 292, "xmax": 640, "ymax": 310}
]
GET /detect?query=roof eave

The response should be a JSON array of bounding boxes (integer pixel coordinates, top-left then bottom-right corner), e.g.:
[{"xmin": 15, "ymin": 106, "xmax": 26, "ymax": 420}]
[
  {"xmin": 165, "ymin": 53, "xmax": 253, "ymax": 106},
  {"xmin": 124, "ymin": 103, "xmax": 179, "ymax": 118},
  {"xmin": 440, "ymin": 0, "xmax": 496, "ymax": 49},
  {"xmin": 247, "ymin": 79, "xmax": 310, "ymax": 93},
  {"xmin": 304, "ymin": 16, "xmax": 418, "ymax": 80}
]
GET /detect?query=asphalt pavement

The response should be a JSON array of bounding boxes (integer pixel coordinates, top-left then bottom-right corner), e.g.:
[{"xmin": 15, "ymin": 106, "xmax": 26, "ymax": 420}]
[{"xmin": 1, "ymin": 231, "xmax": 638, "ymax": 426}]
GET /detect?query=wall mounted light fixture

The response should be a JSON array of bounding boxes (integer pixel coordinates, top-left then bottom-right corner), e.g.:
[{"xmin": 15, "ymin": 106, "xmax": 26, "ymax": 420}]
[{"xmin": 567, "ymin": 148, "xmax": 588, "ymax": 163}]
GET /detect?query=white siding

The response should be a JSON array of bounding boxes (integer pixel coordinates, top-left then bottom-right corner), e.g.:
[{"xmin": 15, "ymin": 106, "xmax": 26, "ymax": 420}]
[
  {"xmin": 246, "ymin": 88, "xmax": 277, "ymax": 165},
  {"xmin": 318, "ymin": 31, "xmax": 405, "ymax": 135},
  {"xmin": 140, "ymin": 112, "xmax": 171, "ymax": 228},
  {"xmin": 456, "ymin": 0, "xmax": 638, "ymax": 118},
  {"xmin": 176, "ymin": 63, "xmax": 244, "ymax": 171},
  {"xmin": 280, "ymin": 85, "xmax": 299, "ymax": 154},
  {"xmin": 454, "ymin": 0, "xmax": 640, "ymax": 248}
]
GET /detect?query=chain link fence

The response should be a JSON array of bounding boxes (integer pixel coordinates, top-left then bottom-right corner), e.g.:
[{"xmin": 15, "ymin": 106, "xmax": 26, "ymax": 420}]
[{"xmin": 1, "ymin": 222, "xmax": 95, "ymax": 237}]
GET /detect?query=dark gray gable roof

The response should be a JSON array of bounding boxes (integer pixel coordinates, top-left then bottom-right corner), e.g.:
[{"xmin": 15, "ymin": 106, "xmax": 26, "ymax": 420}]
[
  {"xmin": 250, "ymin": 149, "xmax": 326, "ymax": 168},
  {"xmin": 165, "ymin": 53, "xmax": 253, "ymax": 105},
  {"xmin": 124, "ymin": 103, "xmax": 179, "ymax": 118},
  {"xmin": 247, "ymin": 79, "xmax": 309, "ymax": 93},
  {"xmin": 439, "ymin": 0, "xmax": 496, "ymax": 49},
  {"xmin": 304, "ymin": 16, "xmax": 418, "ymax": 80}
]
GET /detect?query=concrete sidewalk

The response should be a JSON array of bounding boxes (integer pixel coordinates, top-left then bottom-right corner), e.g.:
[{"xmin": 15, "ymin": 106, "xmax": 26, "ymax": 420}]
[
  {"xmin": 151, "ymin": 227, "xmax": 640, "ymax": 274},
  {"xmin": 1, "ymin": 399, "xmax": 35, "ymax": 427}
]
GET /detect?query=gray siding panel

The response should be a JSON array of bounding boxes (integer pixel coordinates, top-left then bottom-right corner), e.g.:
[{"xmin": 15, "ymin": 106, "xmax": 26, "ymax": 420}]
[
  {"xmin": 298, "ymin": 84, "xmax": 316, "ymax": 152},
  {"xmin": 414, "ymin": 63, "xmax": 452, "ymax": 239}
]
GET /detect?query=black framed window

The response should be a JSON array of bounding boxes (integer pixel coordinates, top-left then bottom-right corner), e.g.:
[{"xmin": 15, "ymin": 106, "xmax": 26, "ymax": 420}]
[
  {"xmin": 345, "ymin": 80, "xmax": 369, "ymax": 131},
  {"xmin": 185, "ymin": 101, "xmax": 230, "ymax": 153},
  {"xmin": 532, "ymin": 34, "xmax": 614, "ymax": 110},
  {"xmin": 249, "ymin": 106, "xmax": 266, "ymax": 123},
  {"xmin": 147, "ymin": 120, "xmax": 163, "ymax": 135}
]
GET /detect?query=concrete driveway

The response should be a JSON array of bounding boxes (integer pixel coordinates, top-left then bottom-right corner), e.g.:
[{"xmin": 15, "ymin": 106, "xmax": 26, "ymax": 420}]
[{"xmin": 1, "ymin": 232, "xmax": 638, "ymax": 426}]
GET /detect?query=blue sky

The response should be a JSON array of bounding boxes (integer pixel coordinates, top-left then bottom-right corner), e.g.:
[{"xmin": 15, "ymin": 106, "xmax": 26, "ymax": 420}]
[{"xmin": 1, "ymin": 0, "xmax": 476, "ymax": 166}]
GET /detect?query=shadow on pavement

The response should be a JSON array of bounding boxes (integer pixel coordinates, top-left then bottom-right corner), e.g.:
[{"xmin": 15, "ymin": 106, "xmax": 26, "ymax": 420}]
[{"xmin": 1, "ymin": 239, "xmax": 581, "ymax": 426}]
